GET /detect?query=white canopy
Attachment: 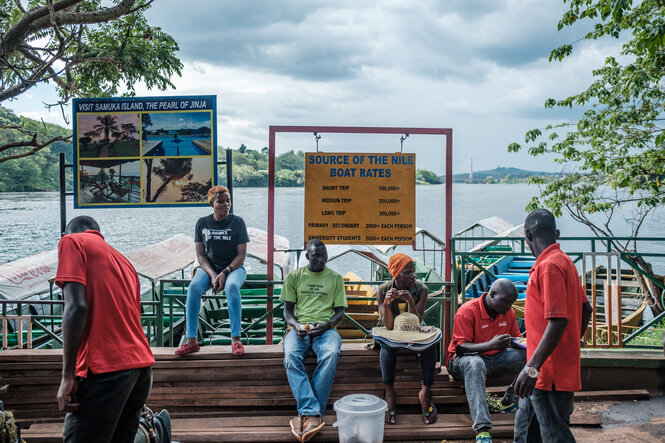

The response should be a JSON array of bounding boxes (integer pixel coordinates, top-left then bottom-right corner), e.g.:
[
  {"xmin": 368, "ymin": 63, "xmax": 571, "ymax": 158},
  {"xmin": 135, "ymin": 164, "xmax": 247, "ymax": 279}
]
[
  {"xmin": 124, "ymin": 233, "xmax": 196, "ymax": 283},
  {"xmin": 0, "ymin": 249, "xmax": 59, "ymax": 300}
]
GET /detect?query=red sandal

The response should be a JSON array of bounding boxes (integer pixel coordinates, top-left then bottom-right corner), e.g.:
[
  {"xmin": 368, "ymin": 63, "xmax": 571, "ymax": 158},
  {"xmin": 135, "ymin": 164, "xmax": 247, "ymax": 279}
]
[{"xmin": 231, "ymin": 341, "xmax": 245, "ymax": 356}]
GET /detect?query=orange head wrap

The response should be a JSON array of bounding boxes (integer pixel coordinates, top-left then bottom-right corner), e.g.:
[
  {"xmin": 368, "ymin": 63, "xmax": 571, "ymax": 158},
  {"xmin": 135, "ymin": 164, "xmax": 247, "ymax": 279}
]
[
  {"xmin": 207, "ymin": 185, "xmax": 230, "ymax": 205},
  {"xmin": 387, "ymin": 253, "xmax": 414, "ymax": 278}
]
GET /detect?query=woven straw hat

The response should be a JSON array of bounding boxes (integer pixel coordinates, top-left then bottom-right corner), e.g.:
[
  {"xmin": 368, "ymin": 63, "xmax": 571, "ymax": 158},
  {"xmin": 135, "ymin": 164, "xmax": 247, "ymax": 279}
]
[{"xmin": 372, "ymin": 312, "xmax": 440, "ymax": 343}]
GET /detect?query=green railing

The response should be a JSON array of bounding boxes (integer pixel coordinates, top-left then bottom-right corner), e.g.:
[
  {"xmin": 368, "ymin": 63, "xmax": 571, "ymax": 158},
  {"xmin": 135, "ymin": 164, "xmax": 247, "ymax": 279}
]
[
  {"xmin": 451, "ymin": 236, "xmax": 665, "ymax": 349},
  {"xmin": 156, "ymin": 278, "xmax": 455, "ymax": 363},
  {"xmin": 0, "ymin": 298, "xmax": 161, "ymax": 350}
]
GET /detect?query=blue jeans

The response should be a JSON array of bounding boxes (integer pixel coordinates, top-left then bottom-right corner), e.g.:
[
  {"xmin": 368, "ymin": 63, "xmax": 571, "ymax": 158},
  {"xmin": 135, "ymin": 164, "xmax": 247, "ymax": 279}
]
[
  {"xmin": 513, "ymin": 389, "xmax": 575, "ymax": 443},
  {"xmin": 283, "ymin": 328, "xmax": 342, "ymax": 417},
  {"xmin": 185, "ymin": 266, "xmax": 246, "ymax": 339},
  {"xmin": 380, "ymin": 344, "xmax": 438, "ymax": 386},
  {"xmin": 448, "ymin": 348, "xmax": 526, "ymax": 432}
]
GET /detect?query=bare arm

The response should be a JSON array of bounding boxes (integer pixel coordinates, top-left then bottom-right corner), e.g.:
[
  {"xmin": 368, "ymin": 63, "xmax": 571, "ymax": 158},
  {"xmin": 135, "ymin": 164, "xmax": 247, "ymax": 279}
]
[
  {"xmin": 377, "ymin": 286, "xmax": 397, "ymax": 330},
  {"xmin": 414, "ymin": 285, "xmax": 428, "ymax": 321},
  {"xmin": 308, "ymin": 306, "xmax": 345, "ymax": 337},
  {"xmin": 212, "ymin": 242, "xmax": 249, "ymax": 293},
  {"xmin": 228, "ymin": 242, "xmax": 247, "ymax": 271},
  {"xmin": 283, "ymin": 301, "xmax": 307, "ymax": 336},
  {"xmin": 195, "ymin": 242, "xmax": 217, "ymax": 280},
  {"xmin": 57, "ymin": 282, "xmax": 88, "ymax": 412},
  {"xmin": 514, "ymin": 317, "xmax": 568, "ymax": 398},
  {"xmin": 581, "ymin": 301, "xmax": 592, "ymax": 338},
  {"xmin": 456, "ymin": 335, "xmax": 512, "ymax": 356}
]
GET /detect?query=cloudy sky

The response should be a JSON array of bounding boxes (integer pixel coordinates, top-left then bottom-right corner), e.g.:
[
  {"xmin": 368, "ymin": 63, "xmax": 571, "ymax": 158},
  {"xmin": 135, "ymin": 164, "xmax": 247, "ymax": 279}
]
[{"xmin": 7, "ymin": 0, "xmax": 622, "ymax": 174}]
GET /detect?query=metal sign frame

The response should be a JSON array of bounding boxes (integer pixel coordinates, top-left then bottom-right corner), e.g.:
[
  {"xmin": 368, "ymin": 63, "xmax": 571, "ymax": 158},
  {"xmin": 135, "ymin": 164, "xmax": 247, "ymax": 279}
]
[{"xmin": 266, "ymin": 125, "xmax": 453, "ymax": 345}]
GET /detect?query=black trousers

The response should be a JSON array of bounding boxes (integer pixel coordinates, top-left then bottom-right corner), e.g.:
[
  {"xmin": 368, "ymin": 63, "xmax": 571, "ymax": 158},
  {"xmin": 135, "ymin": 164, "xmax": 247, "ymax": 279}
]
[
  {"xmin": 379, "ymin": 344, "xmax": 438, "ymax": 386},
  {"xmin": 63, "ymin": 366, "xmax": 153, "ymax": 443}
]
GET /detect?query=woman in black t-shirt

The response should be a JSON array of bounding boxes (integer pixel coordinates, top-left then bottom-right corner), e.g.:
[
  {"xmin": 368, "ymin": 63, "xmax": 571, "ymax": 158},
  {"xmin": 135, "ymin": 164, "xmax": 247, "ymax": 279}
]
[{"xmin": 175, "ymin": 186, "xmax": 250, "ymax": 356}]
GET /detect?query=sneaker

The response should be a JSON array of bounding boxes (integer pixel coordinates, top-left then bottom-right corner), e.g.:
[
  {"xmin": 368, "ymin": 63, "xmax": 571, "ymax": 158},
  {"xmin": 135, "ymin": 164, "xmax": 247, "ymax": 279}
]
[
  {"xmin": 301, "ymin": 415, "xmax": 325, "ymax": 442},
  {"xmin": 476, "ymin": 431, "xmax": 492, "ymax": 442},
  {"xmin": 174, "ymin": 341, "xmax": 200, "ymax": 355},
  {"xmin": 497, "ymin": 401, "xmax": 518, "ymax": 413}
]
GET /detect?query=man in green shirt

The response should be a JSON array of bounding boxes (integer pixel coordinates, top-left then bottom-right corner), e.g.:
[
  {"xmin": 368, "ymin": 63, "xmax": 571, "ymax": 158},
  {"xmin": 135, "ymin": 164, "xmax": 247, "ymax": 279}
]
[{"xmin": 282, "ymin": 239, "xmax": 347, "ymax": 442}]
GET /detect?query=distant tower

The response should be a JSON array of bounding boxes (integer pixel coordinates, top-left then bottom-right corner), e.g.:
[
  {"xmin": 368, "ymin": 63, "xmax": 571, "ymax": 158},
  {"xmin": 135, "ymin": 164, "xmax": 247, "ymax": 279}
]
[{"xmin": 469, "ymin": 158, "xmax": 473, "ymax": 183}]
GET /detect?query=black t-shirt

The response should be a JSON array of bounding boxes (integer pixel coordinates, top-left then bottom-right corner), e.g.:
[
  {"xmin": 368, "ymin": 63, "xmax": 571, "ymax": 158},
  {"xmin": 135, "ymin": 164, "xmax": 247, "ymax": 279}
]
[{"xmin": 194, "ymin": 214, "xmax": 250, "ymax": 273}]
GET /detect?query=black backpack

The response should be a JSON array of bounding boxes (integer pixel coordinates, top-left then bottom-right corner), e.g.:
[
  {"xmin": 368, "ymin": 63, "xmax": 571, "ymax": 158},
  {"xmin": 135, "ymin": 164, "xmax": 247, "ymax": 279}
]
[{"xmin": 134, "ymin": 406, "xmax": 172, "ymax": 443}]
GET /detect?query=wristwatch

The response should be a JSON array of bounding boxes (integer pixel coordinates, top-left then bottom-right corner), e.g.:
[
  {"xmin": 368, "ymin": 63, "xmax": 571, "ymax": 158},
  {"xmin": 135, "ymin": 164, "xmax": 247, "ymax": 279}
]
[{"xmin": 524, "ymin": 366, "xmax": 540, "ymax": 379}]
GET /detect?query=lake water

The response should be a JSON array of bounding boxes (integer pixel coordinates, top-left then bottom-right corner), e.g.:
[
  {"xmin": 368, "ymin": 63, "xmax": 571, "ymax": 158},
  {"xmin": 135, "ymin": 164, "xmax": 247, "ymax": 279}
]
[{"xmin": 2, "ymin": 184, "xmax": 664, "ymax": 276}]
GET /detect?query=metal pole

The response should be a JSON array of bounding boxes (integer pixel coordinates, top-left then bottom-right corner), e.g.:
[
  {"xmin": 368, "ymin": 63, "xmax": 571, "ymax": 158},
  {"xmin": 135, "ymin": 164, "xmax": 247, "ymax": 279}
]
[
  {"xmin": 59, "ymin": 153, "xmax": 67, "ymax": 237},
  {"xmin": 266, "ymin": 128, "xmax": 276, "ymax": 344},
  {"xmin": 443, "ymin": 129, "xmax": 453, "ymax": 359},
  {"xmin": 226, "ymin": 148, "xmax": 234, "ymax": 213}
]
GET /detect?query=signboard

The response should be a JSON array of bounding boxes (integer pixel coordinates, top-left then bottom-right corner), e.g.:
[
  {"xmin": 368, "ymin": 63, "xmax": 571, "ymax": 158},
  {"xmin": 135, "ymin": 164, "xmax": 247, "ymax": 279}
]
[
  {"xmin": 305, "ymin": 152, "xmax": 416, "ymax": 245},
  {"xmin": 72, "ymin": 95, "xmax": 217, "ymax": 208}
]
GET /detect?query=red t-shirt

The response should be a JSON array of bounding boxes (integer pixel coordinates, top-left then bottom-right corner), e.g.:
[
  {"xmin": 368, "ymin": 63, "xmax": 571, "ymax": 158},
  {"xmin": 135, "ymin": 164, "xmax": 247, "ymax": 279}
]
[
  {"xmin": 55, "ymin": 231, "xmax": 154, "ymax": 377},
  {"xmin": 446, "ymin": 293, "xmax": 521, "ymax": 366},
  {"xmin": 525, "ymin": 243, "xmax": 588, "ymax": 392}
]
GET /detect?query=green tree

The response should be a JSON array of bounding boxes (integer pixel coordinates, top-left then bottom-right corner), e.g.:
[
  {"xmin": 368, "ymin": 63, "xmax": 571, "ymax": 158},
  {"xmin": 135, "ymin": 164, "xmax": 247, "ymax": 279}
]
[
  {"xmin": 0, "ymin": 0, "xmax": 182, "ymax": 163},
  {"xmin": 416, "ymin": 169, "xmax": 442, "ymax": 184},
  {"xmin": 508, "ymin": 0, "xmax": 665, "ymax": 310},
  {"xmin": 276, "ymin": 150, "xmax": 305, "ymax": 171}
]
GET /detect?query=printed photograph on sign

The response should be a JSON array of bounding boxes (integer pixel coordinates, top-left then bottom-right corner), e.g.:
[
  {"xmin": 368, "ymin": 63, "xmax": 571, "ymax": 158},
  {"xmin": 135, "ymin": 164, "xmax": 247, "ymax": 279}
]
[
  {"xmin": 77, "ymin": 113, "xmax": 140, "ymax": 158},
  {"xmin": 142, "ymin": 157, "xmax": 212, "ymax": 203},
  {"xmin": 78, "ymin": 159, "xmax": 141, "ymax": 204},
  {"xmin": 141, "ymin": 111, "xmax": 212, "ymax": 157}
]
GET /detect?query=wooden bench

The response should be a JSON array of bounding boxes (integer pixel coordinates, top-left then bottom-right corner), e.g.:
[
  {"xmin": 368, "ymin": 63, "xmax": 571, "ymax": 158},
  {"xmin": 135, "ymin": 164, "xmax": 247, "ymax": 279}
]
[{"xmin": 1, "ymin": 344, "xmax": 607, "ymax": 442}]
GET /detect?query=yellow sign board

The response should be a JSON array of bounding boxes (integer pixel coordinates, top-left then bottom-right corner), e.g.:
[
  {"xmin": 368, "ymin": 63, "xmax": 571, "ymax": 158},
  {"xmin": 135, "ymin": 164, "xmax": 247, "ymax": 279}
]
[{"xmin": 305, "ymin": 152, "xmax": 416, "ymax": 245}]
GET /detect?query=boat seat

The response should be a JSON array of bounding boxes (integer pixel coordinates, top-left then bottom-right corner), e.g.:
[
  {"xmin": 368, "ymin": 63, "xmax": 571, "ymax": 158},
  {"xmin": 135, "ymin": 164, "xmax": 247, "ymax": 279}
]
[
  {"xmin": 508, "ymin": 261, "xmax": 535, "ymax": 269},
  {"xmin": 491, "ymin": 274, "xmax": 529, "ymax": 282}
]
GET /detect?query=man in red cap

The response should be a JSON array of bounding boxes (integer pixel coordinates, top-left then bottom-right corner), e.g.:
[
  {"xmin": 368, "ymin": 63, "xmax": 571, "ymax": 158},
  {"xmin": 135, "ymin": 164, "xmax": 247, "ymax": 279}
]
[{"xmin": 376, "ymin": 253, "xmax": 438, "ymax": 425}]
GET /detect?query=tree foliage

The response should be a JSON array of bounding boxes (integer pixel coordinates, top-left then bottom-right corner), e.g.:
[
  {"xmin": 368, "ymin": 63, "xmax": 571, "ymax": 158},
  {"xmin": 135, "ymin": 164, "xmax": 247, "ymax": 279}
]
[
  {"xmin": 0, "ymin": 107, "xmax": 72, "ymax": 190},
  {"xmin": 508, "ymin": 0, "xmax": 665, "ymax": 309},
  {"xmin": 0, "ymin": 0, "xmax": 182, "ymax": 163},
  {"xmin": 416, "ymin": 169, "xmax": 442, "ymax": 185}
]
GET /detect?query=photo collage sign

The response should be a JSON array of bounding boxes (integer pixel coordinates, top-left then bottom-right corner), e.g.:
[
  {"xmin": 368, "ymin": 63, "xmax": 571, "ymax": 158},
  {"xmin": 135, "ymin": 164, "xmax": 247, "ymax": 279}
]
[{"xmin": 72, "ymin": 96, "xmax": 217, "ymax": 208}]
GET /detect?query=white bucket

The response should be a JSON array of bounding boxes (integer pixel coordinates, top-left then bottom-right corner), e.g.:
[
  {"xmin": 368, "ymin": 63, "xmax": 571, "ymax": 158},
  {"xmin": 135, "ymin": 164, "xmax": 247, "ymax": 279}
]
[{"xmin": 333, "ymin": 394, "xmax": 387, "ymax": 443}]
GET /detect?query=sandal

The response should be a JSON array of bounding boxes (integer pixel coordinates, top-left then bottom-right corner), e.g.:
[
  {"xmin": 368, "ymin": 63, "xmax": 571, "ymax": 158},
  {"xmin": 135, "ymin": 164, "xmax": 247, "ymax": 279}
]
[
  {"xmin": 174, "ymin": 341, "xmax": 200, "ymax": 355},
  {"xmin": 231, "ymin": 341, "xmax": 245, "ymax": 356},
  {"xmin": 384, "ymin": 407, "xmax": 396, "ymax": 424},
  {"xmin": 422, "ymin": 402, "xmax": 437, "ymax": 425}
]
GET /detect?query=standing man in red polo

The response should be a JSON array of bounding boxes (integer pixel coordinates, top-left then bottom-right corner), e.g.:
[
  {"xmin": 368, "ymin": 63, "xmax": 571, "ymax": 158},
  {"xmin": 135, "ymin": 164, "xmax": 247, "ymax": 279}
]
[
  {"xmin": 55, "ymin": 216, "xmax": 155, "ymax": 442},
  {"xmin": 513, "ymin": 209, "xmax": 592, "ymax": 443}
]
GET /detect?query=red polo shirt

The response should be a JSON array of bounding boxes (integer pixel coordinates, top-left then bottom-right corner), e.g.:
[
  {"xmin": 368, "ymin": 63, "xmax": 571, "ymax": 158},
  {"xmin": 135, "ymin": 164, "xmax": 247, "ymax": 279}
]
[
  {"xmin": 446, "ymin": 293, "xmax": 521, "ymax": 366},
  {"xmin": 56, "ymin": 231, "xmax": 154, "ymax": 378},
  {"xmin": 525, "ymin": 243, "xmax": 588, "ymax": 392}
]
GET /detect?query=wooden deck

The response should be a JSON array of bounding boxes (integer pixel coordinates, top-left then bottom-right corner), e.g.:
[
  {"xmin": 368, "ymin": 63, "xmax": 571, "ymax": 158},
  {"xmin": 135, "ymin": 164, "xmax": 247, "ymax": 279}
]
[{"xmin": 2, "ymin": 345, "xmax": 660, "ymax": 442}]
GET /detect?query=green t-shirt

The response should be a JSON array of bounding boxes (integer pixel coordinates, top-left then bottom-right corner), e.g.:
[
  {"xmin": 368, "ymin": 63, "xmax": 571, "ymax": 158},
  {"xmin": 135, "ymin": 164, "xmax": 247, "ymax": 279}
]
[{"xmin": 280, "ymin": 266, "xmax": 348, "ymax": 323}]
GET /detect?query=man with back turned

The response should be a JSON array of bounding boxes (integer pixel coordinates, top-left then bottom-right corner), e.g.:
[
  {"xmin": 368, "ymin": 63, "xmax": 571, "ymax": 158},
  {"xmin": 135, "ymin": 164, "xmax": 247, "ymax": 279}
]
[{"xmin": 55, "ymin": 215, "xmax": 154, "ymax": 442}]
